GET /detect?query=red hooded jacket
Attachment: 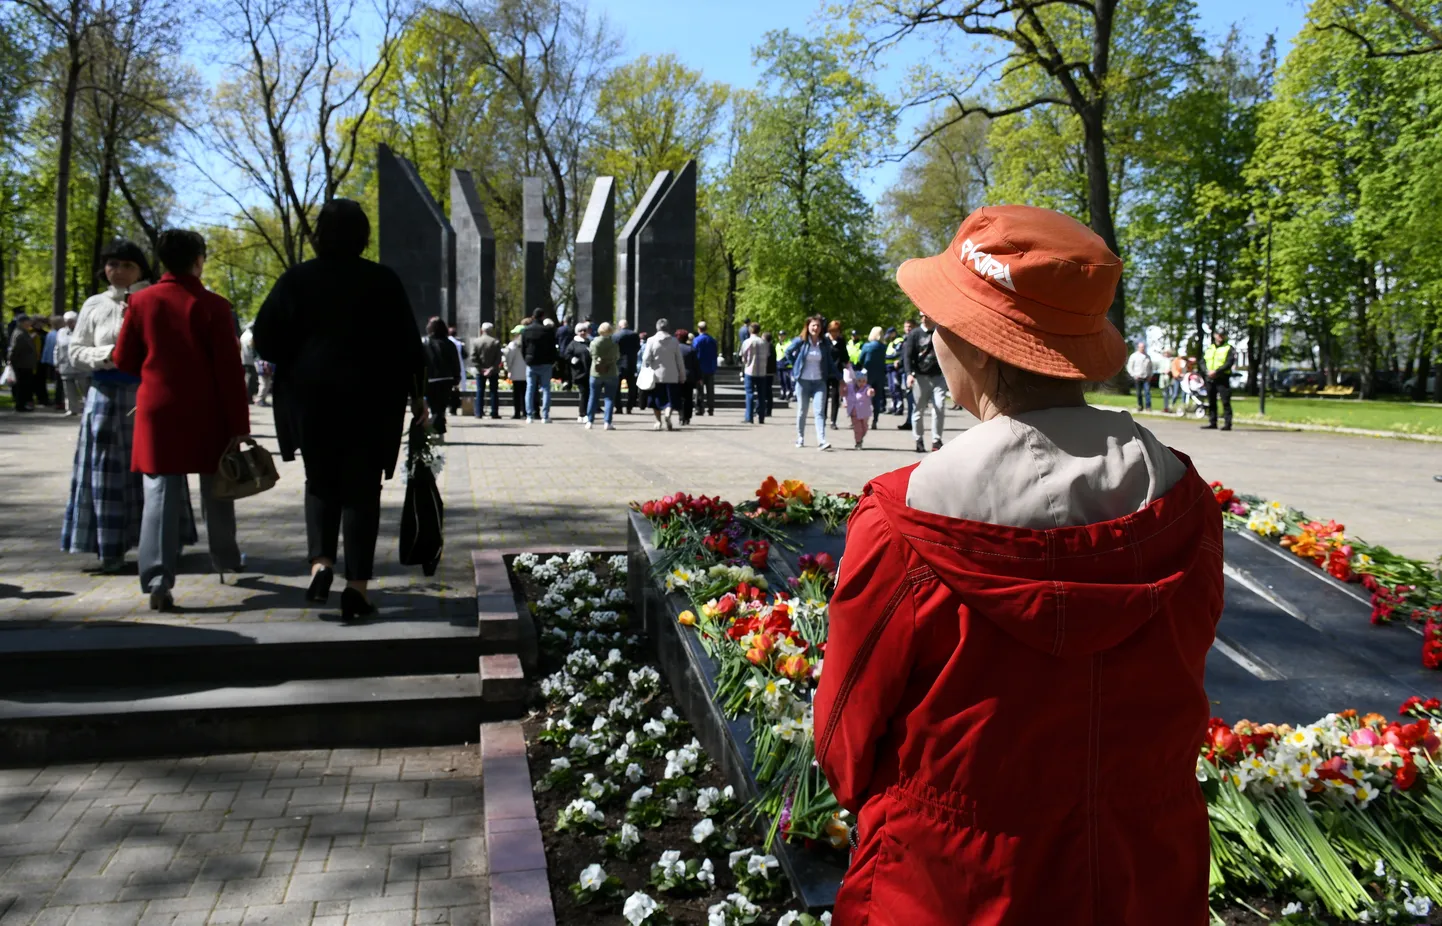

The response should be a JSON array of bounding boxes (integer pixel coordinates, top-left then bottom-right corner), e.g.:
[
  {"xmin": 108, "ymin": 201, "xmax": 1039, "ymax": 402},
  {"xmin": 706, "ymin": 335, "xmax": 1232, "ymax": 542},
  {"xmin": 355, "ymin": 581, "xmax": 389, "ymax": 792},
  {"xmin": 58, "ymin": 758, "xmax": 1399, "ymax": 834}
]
[{"xmin": 814, "ymin": 459, "xmax": 1223, "ymax": 925}]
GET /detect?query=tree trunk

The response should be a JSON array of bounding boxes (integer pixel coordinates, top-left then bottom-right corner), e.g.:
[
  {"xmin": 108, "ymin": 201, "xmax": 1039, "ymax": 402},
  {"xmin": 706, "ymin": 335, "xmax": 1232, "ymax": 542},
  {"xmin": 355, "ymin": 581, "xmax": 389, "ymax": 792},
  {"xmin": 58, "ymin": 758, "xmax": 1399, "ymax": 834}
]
[
  {"xmin": 1354, "ymin": 265, "xmax": 1376, "ymax": 399},
  {"xmin": 1246, "ymin": 319, "xmax": 1260, "ymax": 395},
  {"xmin": 51, "ymin": 48, "xmax": 84, "ymax": 319},
  {"xmin": 89, "ymin": 137, "xmax": 116, "ymax": 295},
  {"xmin": 1079, "ymin": 104, "xmax": 1125, "ymax": 343},
  {"xmin": 723, "ymin": 251, "xmax": 739, "ymax": 359}
]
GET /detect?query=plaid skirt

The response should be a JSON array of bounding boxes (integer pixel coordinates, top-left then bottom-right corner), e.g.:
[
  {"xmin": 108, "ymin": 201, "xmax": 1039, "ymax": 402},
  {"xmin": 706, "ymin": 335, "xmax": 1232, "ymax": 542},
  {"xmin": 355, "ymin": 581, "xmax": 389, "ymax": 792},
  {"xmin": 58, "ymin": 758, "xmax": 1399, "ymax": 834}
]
[{"xmin": 62, "ymin": 381, "xmax": 196, "ymax": 560}]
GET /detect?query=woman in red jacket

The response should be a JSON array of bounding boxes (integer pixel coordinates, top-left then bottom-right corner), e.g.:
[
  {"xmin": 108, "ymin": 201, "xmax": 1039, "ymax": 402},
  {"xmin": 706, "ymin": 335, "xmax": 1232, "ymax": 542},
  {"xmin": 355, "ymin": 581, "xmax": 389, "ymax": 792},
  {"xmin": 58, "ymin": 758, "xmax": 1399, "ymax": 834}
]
[
  {"xmin": 113, "ymin": 229, "xmax": 251, "ymax": 611},
  {"xmin": 813, "ymin": 205, "xmax": 1223, "ymax": 925}
]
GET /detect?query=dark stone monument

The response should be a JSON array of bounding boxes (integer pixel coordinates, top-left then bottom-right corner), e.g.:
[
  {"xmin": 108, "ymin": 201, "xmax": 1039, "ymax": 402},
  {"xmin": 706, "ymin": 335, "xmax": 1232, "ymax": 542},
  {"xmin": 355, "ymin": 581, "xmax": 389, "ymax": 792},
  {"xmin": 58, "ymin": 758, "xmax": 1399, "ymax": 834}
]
[
  {"xmin": 575, "ymin": 177, "xmax": 615, "ymax": 326},
  {"xmin": 522, "ymin": 177, "xmax": 547, "ymax": 318},
  {"xmin": 616, "ymin": 170, "xmax": 673, "ymax": 328},
  {"xmin": 377, "ymin": 143, "xmax": 454, "ymax": 332},
  {"xmin": 634, "ymin": 160, "xmax": 696, "ymax": 334},
  {"xmin": 449, "ymin": 169, "xmax": 495, "ymax": 341}
]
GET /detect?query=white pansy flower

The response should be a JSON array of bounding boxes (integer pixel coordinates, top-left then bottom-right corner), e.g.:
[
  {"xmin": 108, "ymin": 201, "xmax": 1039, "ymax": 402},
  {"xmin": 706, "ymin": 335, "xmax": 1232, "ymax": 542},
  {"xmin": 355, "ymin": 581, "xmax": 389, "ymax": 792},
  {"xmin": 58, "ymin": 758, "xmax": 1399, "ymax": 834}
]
[
  {"xmin": 1280, "ymin": 903, "xmax": 1302, "ymax": 916},
  {"xmin": 630, "ymin": 786, "xmax": 654, "ymax": 804},
  {"xmin": 747, "ymin": 853, "xmax": 780, "ymax": 876},
  {"xmin": 618, "ymin": 822, "xmax": 641, "ymax": 848},
  {"xmin": 578, "ymin": 863, "xmax": 607, "ymax": 891},
  {"xmin": 550, "ymin": 757, "xmax": 571, "ymax": 772},
  {"xmin": 692, "ymin": 818, "xmax": 715, "ymax": 843},
  {"xmin": 625, "ymin": 762, "xmax": 645, "ymax": 783},
  {"xmin": 696, "ymin": 787, "xmax": 721, "ymax": 815},
  {"xmin": 642, "ymin": 718, "xmax": 667, "ymax": 739},
  {"xmin": 622, "ymin": 891, "xmax": 660, "ymax": 925}
]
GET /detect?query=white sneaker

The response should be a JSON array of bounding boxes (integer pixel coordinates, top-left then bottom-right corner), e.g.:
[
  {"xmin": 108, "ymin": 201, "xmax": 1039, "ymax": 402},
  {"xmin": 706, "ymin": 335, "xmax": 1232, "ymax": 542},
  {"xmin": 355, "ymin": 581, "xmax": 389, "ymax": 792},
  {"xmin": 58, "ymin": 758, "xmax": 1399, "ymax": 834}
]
[
  {"xmin": 653, "ymin": 421, "xmax": 663, "ymax": 431},
  {"xmin": 664, "ymin": 411, "xmax": 675, "ymax": 431},
  {"xmin": 577, "ymin": 416, "xmax": 585, "ymax": 423},
  {"xmin": 605, "ymin": 423, "xmax": 616, "ymax": 431},
  {"xmin": 819, "ymin": 441, "xmax": 832, "ymax": 452},
  {"xmin": 795, "ymin": 437, "xmax": 804, "ymax": 448},
  {"xmin": 526, "ymin": 417, "xmax": 534, "ymax": 424},
  {"xmin": 584, "ymin": 421, "xmax": 593, "ymax": 430}
]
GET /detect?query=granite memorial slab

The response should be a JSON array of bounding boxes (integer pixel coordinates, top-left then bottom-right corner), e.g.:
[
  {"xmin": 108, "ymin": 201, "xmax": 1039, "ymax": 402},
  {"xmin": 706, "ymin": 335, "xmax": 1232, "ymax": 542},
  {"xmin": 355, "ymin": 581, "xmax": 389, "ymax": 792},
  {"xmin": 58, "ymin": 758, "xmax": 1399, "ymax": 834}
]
[
  {"xmin": 450, "ymin": 169, "xmax": 496, "ymax": 338},
  {"xmin": 617, "ymin": 170, "xmax": 672, "ymax": 327},
  {"xmin": 635, "ymin": 160, "xmax": 697, "ymax": 334},
  {"xmin": 522, "ymin": 177, "xmax": 547, "ymax": 317},
  {"xmin": 575, "ymin": 177, "xmax": 616, "ymax": 326},
  {"xmin": 378, "ymin": 143, "xmax": 455, "ymax": 332}
]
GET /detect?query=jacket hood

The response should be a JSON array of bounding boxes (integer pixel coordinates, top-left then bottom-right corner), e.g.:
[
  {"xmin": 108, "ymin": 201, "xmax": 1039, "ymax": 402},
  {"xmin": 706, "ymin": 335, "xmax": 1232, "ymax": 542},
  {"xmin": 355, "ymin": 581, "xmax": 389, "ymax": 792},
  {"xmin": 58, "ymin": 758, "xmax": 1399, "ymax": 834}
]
[{"xmin": 861, "ymin": 457, "xmax": 1218, "ymax": 658}]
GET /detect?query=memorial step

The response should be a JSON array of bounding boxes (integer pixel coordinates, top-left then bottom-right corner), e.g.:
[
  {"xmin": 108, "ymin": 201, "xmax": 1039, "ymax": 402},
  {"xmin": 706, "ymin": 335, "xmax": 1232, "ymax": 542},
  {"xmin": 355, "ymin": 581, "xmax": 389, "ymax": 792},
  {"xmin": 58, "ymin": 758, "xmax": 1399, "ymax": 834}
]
[
  {"xmin": 0, "ymin": 613, "xmax": 512, "ymax": 693},
  {"xmin": 0, "ymin": 655, "xmax": 525, "ymax": 767}
]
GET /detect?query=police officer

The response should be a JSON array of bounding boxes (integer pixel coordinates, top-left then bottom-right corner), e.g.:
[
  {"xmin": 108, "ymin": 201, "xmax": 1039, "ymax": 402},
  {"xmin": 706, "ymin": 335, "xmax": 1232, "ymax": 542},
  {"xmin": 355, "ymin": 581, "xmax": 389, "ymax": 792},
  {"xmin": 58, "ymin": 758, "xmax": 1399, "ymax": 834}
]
[{"xmin": 1202, "ymin": 329, "xmax": 1234, "ymax": 431}]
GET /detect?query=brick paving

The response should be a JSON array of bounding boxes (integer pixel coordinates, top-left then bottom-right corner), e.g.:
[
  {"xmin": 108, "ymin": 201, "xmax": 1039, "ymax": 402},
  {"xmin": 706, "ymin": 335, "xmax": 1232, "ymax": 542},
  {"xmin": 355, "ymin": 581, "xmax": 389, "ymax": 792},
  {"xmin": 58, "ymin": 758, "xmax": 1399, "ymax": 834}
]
[
  {"xmin": 0, "ymin": 746, "xmax": 484, "ymax": 926},
  {"xmin": 0, "ymin": 391, "xmax": 1439, "ymax": 925}
]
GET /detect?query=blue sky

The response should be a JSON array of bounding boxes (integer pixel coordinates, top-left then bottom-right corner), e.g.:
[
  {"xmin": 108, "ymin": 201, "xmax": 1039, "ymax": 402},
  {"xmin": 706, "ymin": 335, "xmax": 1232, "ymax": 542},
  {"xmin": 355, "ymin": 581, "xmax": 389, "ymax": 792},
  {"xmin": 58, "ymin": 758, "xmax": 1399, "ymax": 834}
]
[{"xmin": 597, "ymin": 0, "xmax": 1310, "ymax": 198}]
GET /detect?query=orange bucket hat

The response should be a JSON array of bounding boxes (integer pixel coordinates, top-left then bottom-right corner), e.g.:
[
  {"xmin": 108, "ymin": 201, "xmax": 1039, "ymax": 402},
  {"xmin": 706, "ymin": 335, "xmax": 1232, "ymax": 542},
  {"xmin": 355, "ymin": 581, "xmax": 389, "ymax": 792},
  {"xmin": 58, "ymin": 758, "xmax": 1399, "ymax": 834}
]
[{"xmin": 895, "ymin": 204, "xmax": 1125, "ymax": 381}]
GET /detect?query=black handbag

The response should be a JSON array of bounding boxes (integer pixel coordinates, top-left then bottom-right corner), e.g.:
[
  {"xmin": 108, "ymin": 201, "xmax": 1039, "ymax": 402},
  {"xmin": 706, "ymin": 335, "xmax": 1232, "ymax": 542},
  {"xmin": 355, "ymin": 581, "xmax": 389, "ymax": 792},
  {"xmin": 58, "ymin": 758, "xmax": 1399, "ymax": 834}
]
[{"xmin": 399, "ymin": 424, "xmax": 444, "ymax": 576}]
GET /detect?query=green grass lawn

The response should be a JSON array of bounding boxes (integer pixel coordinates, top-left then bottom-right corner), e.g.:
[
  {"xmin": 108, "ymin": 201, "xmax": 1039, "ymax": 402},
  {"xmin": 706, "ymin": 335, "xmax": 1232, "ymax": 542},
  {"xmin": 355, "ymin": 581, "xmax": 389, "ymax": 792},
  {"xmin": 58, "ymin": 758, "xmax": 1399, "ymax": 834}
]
[{"xmin": 1085, "ymin": 391, "xmax": 1442, "ymax": 436}]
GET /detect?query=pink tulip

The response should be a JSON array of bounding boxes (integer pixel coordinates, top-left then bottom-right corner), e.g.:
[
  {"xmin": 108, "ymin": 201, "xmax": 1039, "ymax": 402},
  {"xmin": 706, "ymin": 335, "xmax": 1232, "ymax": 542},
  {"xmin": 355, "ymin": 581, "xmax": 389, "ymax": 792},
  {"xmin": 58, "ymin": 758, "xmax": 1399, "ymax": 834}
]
[{"xmin": 1349, "ymin": 729, "xmax": 1381, "ymax": 747}]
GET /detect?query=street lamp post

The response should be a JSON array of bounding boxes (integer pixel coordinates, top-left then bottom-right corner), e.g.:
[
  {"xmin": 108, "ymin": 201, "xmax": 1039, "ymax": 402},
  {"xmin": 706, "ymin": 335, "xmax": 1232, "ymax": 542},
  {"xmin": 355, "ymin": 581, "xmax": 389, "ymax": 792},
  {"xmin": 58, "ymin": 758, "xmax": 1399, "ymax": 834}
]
[{"xmin": 1259, "ymin": 220, "xmax": 1272, "ymax": 416}]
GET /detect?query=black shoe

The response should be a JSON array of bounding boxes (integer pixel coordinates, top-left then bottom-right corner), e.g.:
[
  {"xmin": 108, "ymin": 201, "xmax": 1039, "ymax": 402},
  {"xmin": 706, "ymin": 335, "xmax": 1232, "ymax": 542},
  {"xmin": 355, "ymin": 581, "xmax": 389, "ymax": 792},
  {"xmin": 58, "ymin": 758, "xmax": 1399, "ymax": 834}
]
[
  {"xmin": 1434, "ymin": 475, "xmax": 1442, "ymax": 483},
  {"xmin": 1220, "ymin": 425, "xmax": 1232, "ymax": 431},
  {"xmin": 1200, "ymin": 423, "xmax": 1218, "ymax": 430},
  {"xmin": 341, "ymin": 587, "xmax": 377, "ymax": 620},
  {"xmin": 306, "ymin": 567, "xmax": 334, "ymax": 603},
  {"xmin": 915, "ymin": 438, "xmax": 925, "ymax": 453},
  {"xmin": 932, "ymin": 438, "xmax": 943, "ymax": 452},
  {"xmin": 897, "ymin": 421, "xmax": 911, "ymax": 430}
]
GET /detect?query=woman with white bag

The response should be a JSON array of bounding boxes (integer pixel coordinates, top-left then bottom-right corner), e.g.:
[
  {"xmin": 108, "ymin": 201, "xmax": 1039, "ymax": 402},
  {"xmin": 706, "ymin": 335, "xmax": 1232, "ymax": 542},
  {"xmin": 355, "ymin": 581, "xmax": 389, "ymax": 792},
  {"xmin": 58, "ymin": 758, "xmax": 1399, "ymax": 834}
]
[{"xmin": 638, "ymin": 318, "xmax": 683, "ymax": 431}]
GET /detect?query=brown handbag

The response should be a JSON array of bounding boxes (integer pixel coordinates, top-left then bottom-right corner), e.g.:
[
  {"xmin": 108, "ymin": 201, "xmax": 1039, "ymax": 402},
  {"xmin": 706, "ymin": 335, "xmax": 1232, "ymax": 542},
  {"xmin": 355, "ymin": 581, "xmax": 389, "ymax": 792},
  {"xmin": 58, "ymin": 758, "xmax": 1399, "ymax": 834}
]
[{"xmin": 211, "ymin": 436, "xmax": 280, "ymax": 500}]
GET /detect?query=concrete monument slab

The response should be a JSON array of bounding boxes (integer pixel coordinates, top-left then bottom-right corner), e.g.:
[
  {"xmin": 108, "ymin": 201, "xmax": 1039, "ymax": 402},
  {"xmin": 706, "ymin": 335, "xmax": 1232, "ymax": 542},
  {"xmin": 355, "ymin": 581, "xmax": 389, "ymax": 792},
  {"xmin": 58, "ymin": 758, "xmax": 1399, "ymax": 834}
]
[
  {"xmin": 377, "ymin": 144, "xmax": 455, "ymax": 332},
  {"xmin": 575, "ymin": 177, "xmax": 616, "ymax": 326}
]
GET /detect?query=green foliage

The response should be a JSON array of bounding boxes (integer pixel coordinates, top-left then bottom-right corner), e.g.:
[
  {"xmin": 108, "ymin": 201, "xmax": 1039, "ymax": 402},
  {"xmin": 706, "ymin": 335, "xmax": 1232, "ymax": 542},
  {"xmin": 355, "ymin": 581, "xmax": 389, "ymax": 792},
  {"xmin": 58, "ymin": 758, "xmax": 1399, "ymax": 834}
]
[{"xmin": 726, "ymin": 30, "xmax": 901, "ymax": 335}]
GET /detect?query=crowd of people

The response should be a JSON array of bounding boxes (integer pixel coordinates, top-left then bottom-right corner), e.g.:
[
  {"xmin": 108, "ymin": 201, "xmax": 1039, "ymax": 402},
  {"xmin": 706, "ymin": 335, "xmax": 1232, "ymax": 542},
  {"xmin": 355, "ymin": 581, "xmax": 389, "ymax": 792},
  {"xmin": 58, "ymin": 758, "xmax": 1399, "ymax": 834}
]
[
  {"xmin": 1125, "ymin": 329, "xmax": 1237, "ymax": 430},
  {"xmin": 442, "ymin": 309, "xmax": 963, "ymax": 454}
]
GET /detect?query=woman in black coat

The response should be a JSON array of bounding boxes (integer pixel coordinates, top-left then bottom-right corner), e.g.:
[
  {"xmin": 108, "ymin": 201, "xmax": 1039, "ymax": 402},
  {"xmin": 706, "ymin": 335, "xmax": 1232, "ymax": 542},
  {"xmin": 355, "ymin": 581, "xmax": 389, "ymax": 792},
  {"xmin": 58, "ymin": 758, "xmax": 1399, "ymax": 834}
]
[
  {"xmin": 252, "ymin": 199, "xmax": 425, "ymax": 620},
  {"xmin": 423, "ymin": 318, "xmax": 462, "ymax": 437}
]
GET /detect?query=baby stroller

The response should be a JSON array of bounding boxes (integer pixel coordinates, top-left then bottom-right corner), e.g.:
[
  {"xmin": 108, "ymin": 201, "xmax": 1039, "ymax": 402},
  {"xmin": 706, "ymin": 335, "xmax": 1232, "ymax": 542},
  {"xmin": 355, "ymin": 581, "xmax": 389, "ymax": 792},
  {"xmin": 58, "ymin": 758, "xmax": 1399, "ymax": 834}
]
[{"xmin": 1178, "ymin": 370, "xmax": 1208, "ymax": 418}]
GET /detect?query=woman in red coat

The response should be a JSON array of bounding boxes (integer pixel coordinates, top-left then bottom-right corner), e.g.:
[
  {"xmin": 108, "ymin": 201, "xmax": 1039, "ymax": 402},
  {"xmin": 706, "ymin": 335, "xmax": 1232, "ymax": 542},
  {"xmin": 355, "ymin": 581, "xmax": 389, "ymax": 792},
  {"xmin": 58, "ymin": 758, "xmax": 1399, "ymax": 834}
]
[
  {"xmin": 113, "ymin": 229, "xmax": 251, "ymax": 611},
  {"xmin": 813, "ymin": 205, "xmax": 1223, "ymax": 925}
]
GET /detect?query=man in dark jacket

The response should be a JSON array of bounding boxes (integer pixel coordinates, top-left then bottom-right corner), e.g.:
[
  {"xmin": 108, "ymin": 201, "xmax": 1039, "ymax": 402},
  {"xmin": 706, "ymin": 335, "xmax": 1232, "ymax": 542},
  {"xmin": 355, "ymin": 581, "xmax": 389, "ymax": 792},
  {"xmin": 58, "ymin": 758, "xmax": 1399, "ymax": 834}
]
[
  {"xmin": 469, "ymin": 322, "xmax": 502, "ymax": 419},
  {"xmin": 7, "ymin": 314, "xmax": 38, "ymax": 412},
  {"xmin": 612, "ymin": 318, "xmax": 641, "ymax": 414},
  {"xmin": 904, "ymin": 313, "xmax": 946, "ymax": 453},
  {"xmin": 520, "ymin": 310, "xmax": 560, "ymax": 423},
  {"xmin": 692, "ymin": 321, "xmax": 718, "ymax": 416}
]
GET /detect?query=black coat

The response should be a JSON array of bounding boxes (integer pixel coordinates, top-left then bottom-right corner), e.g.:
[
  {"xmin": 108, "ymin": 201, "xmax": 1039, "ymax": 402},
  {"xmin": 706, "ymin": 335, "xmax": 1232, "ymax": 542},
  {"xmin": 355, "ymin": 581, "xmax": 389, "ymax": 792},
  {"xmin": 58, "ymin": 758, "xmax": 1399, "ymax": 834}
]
[
  {"xmin": 521, "ymin": 322, "xmax": 559, "ymax": 367},
  {"xmin": 612, "ymin": 327, "xmax": 640, "ymax": 373},
  {"xmin": 564, "ymin": 338, "xmax": 591, "ymax": 383},
  {"xmin": 680, "ymin": 343, "xmax": 700, "ymax": 384},
  {"xmin": 252, "ymin": 256, "xmax": 424, "ymax": 498},
  {"xmin": 424, "ymin": 337, "xmax": 461, "ymax": 385}
]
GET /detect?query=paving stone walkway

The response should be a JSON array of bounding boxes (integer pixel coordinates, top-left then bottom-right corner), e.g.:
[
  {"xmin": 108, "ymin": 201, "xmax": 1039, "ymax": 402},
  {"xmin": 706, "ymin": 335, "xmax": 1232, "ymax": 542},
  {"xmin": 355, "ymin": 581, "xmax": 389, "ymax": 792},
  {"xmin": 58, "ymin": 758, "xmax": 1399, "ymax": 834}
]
[
  {"xmin": 1, "ymin": 393, "xmax": 1438, "ymax": 926},
  {"xmin": 0, "ymin": 746, "xmax": 483, "ymax": 926}
]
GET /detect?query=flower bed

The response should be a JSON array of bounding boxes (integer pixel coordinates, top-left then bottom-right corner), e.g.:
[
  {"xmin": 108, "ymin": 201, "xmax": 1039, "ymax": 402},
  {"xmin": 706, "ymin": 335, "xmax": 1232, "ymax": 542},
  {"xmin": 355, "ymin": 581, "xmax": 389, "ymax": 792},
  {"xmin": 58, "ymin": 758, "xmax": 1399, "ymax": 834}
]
[
  {"xmin": 1212, "ymin": 483, "xmax": 1442, "ymax": 671},
  {"xmin": 511, "ymin": 550, "xmax": 832, "ymax": 925},
  {"xmin": 631, "ymin": 477, "xmax": 1442, "ymax": 924}
]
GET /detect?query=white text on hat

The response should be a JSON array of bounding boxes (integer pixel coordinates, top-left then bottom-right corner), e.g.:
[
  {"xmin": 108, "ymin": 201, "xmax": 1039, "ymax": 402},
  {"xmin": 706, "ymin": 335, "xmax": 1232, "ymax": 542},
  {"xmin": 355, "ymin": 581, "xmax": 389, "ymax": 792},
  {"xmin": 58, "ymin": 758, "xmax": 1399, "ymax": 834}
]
[{"xmin": 959, "ymin": 239, "xmax": 1016, "ymax": 293}]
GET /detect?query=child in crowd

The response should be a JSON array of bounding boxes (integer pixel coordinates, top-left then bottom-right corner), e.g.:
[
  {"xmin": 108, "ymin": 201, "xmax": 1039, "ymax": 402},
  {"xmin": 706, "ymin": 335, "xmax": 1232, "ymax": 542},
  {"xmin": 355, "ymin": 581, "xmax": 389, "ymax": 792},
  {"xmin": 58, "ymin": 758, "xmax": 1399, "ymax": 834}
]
[{"xmin": 844, "ymin": 366, "xmax": 874, "ymax": 450}]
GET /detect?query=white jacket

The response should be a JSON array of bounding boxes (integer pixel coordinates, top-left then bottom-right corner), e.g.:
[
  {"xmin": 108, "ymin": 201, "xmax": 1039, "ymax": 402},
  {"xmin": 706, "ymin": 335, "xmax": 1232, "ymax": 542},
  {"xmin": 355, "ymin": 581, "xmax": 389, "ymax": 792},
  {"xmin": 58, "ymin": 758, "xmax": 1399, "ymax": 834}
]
[
  {"xmin": 1125, "ymin": 351, "xmax": 1154, "ymax": 381},
  {"xmin": 502, "ymin": 338, "xmax": 527, "ymax": 380},
  {"xmin": 642, "ymin": 331, "xmax": 684, "ymax": 385},
  {"xmin": 70, "ymin": 282, "xmax": 148, "ymax": 373},
  {"xmin": 55, "ymin": 327, "xmax": 76, "ymax": 376}
]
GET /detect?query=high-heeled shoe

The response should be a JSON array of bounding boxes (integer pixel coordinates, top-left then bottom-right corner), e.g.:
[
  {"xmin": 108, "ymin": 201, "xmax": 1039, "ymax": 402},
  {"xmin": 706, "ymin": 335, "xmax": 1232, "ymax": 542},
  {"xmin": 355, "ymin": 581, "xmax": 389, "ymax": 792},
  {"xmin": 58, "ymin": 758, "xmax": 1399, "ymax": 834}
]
[
  {"xmin": 341, "ymin": 586, "xmax": 377, "ymax": 620},
  {"xmin": 306, "ymin": 567, "xmax": 334, "ymax": 603}
]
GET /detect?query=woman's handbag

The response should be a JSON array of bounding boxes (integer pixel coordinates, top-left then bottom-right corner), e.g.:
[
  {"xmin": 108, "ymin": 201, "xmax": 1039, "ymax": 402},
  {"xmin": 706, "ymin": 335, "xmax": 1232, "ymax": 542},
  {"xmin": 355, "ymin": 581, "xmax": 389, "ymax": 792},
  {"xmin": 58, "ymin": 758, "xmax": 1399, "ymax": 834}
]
[
  {"xmin": 1, "ymin": 364, "xmax": 13, "ymax": 386},
  {"xmin": 400, "ymin": 423, "xmax": 444, "ymax": 576},
  {"xmin": 636, "ymin": 350, "xmax": 657, "ymax": 392},
  {"xmin": 211, "ymin": 436, "xmax": 280, "ymax": 500}
]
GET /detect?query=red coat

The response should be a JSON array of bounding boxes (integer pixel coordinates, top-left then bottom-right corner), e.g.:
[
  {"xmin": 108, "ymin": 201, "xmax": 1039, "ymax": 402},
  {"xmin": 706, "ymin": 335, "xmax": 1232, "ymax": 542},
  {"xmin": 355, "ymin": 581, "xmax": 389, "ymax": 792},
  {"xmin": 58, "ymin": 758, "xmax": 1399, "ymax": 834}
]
[
  {"xmin": 814, "ymin": 460, "xmax": 1222, "ymax": 926},
  {"xmin": 113, "ymin": 273, "xmax": 250, "ymax": 474}
]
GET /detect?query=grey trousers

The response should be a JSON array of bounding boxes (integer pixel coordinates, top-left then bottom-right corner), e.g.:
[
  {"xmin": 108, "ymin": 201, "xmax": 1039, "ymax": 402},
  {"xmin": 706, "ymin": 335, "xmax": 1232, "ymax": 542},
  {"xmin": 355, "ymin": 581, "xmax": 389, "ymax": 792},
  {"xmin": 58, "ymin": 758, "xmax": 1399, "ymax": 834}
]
[
  {"xmin": 911, "ymin": 373, "xmax": 948, "ymax": 443},
  {"xmin": 61, "ymin": 375, "xmax": 88, "ymax": 414},
  {"xmin": 139, "ymin": 474, "xmax": 239, "ymax": 592}
]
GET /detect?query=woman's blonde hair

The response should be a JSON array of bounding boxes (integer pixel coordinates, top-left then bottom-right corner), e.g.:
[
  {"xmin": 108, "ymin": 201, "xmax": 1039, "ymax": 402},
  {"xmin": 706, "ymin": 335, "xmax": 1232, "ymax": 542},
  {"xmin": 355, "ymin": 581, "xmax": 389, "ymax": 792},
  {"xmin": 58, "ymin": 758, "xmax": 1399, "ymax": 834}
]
[
  {"xmin": 597, "ymin": 322, "xmax": 613, "ymax": 337},
  {"xmin": 869, "ymin": 326, "xmax": 883, "ymax": 342}
]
